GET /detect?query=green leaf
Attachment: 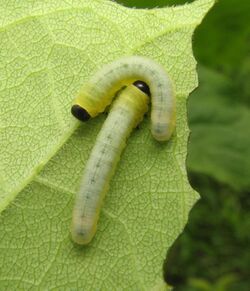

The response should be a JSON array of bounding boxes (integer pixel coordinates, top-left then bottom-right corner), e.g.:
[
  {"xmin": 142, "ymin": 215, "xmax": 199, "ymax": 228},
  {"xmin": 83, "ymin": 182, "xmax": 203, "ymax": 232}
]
[
  {"xmin": 0, "ymin": 0, "xmax": 214, "ymax": 289},
  {"xmin": 189, "ymin": 274, "xmax": 239, "ymax": 291},
  {"xmin": 194, "ymin": 0, "xmax": 250, "ymax": 76},
  {"xmin": 188, "ymin": 66, "xmax": 250, "ymax": 191}
]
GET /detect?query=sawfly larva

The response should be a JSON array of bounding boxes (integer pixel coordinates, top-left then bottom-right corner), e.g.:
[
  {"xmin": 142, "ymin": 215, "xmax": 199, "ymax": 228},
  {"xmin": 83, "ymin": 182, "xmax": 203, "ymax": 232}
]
[{"xmin": 71, "ymin": 56, "xmax": 175, "ymax": 141}]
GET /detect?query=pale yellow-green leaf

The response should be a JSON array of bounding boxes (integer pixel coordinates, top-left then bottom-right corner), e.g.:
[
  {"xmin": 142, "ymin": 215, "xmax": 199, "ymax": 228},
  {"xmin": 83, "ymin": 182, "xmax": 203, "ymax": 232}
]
[{"xmin": 0, "ymin": 0, "xmax": 214, "ymax": 289}]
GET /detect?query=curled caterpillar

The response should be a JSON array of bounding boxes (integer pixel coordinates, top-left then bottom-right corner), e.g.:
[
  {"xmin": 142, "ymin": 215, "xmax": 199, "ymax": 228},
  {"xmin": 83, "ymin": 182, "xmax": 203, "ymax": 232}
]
[
  {"xmin": 71, "ymin": 56, "xmax": 175, "ymax": 245},
  {"xmin": 71, "ymin": 56, "xmax": 175, "ymax": 141}
]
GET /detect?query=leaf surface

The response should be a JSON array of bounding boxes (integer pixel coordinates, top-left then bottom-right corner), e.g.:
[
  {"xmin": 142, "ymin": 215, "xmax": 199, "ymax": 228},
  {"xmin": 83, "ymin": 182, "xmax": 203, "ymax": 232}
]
[{"xmin": 0, "ymin": 0, "xmax": 214, "ymax": 289}]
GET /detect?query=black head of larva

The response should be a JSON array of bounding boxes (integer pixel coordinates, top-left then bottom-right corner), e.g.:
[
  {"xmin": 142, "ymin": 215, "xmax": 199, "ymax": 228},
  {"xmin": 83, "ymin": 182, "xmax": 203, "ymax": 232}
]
[
  {"xmin": 71, "ymin": 104, "xmax": 91, "ymax": 121},
  {"xmin": 133, "ymin": 80, "xmax": 151, "ymax": 97}
]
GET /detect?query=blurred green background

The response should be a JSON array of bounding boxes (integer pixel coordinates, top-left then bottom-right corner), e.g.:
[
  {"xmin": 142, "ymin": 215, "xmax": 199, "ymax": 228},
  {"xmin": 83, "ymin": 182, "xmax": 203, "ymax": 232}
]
[{"xmin": 117, "ymin": 0, "xmax": 250, "ymax": 290}]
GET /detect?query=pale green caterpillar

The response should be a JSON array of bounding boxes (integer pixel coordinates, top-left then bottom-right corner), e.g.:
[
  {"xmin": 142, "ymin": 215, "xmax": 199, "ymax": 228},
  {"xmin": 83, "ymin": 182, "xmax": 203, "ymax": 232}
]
[
  {"xmin": 71, "ymin": 56, "xmax": 175, "ymax": 245},
  {"xmin": 71, "ymin": 82, "xmax": 150, "ymax": 245},
  {"xmin": 71, "ymin": 56, "xmax": 175, "ymax": 141}
]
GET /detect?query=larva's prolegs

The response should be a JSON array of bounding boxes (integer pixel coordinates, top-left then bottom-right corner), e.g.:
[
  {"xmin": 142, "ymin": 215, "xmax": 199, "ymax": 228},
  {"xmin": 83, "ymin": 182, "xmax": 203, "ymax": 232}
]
[
  {"xmin": 72, "ymin": 56, "xmax": 175, "ymax": 141},
  {"xmin": 71, "ymin": 83, "xmax": 149, "ymax": 245}
]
